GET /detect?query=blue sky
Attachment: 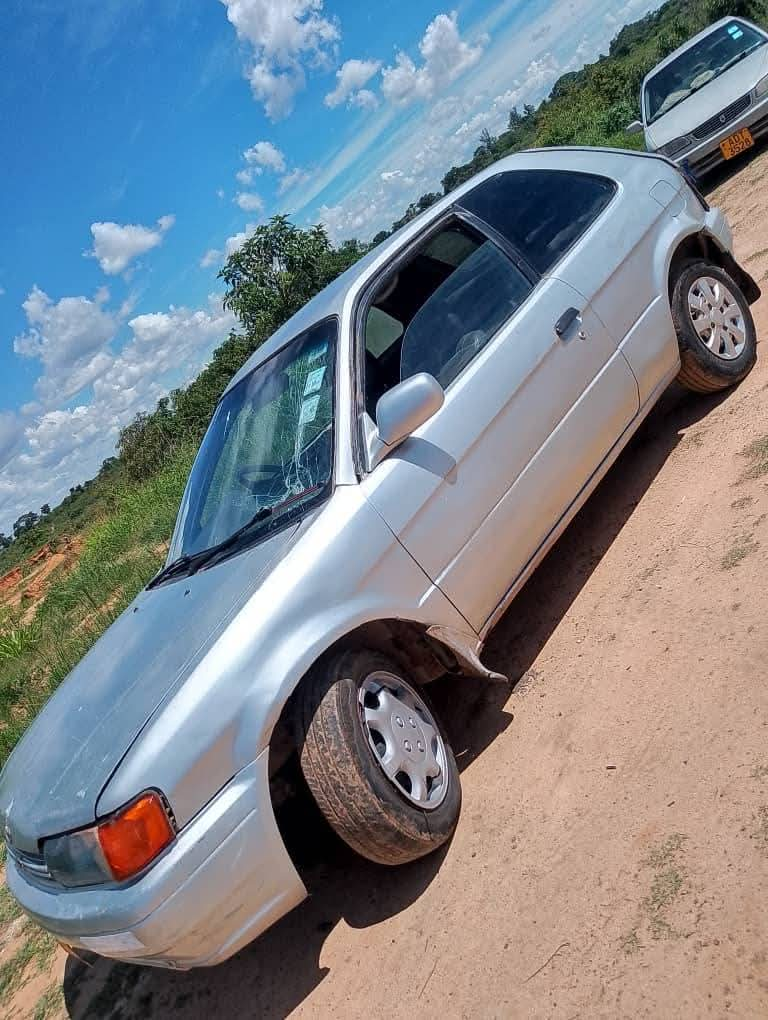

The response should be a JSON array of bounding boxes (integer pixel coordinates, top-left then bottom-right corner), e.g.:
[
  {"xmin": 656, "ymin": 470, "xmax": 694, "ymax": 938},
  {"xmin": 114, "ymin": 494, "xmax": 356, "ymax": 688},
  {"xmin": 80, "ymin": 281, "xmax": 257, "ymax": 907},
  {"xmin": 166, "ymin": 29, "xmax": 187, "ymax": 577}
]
[{"xmin": 0, "ymin": 0, "xmax": 659, "ymax": 532}]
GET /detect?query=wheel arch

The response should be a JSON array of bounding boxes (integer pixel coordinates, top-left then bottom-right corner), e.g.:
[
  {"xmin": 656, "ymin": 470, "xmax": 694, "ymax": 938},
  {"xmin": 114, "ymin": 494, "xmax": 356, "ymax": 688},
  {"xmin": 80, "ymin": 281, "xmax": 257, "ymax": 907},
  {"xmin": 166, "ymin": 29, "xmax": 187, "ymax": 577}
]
[
  {"xmin": 667, "ymin": 230, "xmax": 761, "ymax": 305},
  {"xmin": 267, "ymin": 618, "xmax": 470, "ymax": 778}
]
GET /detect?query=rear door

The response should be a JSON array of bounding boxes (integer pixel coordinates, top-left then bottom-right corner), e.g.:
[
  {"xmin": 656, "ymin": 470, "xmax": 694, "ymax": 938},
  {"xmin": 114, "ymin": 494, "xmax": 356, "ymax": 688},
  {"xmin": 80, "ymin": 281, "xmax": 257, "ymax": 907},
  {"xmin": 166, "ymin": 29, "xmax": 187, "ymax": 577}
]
[{"xmin": 359, "ymin": 187, "xmax": 639, "ymax": 631}]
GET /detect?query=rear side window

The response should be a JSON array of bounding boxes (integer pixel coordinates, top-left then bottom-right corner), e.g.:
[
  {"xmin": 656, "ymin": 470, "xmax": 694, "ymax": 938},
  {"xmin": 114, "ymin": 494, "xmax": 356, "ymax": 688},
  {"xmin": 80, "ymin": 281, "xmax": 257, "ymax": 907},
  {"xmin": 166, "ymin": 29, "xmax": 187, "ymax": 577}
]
[{"xmin": 459, "ymin": 169, "xmax": 616, "ymax": 275}]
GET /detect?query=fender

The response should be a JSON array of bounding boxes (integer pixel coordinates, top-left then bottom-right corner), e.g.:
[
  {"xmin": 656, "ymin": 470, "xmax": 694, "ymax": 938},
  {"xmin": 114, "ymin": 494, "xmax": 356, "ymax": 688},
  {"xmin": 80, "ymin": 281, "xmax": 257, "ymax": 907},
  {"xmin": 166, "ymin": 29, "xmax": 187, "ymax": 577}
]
[{"xmin": 97, "ymin": 488, "xmax": 475, "ymax": 828}]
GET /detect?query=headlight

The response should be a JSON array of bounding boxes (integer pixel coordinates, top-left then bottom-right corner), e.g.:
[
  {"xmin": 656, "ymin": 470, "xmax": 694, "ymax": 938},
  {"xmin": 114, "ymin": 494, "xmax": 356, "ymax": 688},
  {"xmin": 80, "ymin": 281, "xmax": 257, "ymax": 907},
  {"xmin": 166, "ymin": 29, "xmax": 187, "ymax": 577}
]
[
  {"xmin": 658, "ymin": 136, "xmax": 691, "ymax": 158},
  {"xmin": 755, "ymin": 73, "xmax": 768, "ymax": 97},
  {"xmin": 43, "ymin": 791, "xmax": 175, "ymax": 887}
]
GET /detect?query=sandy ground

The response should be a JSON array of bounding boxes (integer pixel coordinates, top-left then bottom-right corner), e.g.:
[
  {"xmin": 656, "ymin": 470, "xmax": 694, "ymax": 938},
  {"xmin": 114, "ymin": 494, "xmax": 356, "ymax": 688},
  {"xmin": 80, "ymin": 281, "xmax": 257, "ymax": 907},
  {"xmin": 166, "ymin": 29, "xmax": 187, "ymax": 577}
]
[{"xmin": 7, "ymin": 150, "xmax": 768, "ymax": 1019}]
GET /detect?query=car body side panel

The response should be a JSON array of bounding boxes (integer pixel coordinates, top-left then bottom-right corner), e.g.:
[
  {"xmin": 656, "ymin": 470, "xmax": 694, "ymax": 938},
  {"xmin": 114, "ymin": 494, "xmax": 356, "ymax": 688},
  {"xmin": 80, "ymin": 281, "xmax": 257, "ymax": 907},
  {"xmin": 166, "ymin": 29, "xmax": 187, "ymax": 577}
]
[
  {"xmin": 551, "ymin": 159, "xmax": 707, "ymax": 404},
  {"xmin": 97, "ymin": 488, "xmax": 472, "ymax": 825},
  {"xmin": 360, "ymin": 274, "xmax": 638, "ymax": 630},
  {"xmin": 440, "ymin": 348, "xmax": 640, "ymax": 629}
]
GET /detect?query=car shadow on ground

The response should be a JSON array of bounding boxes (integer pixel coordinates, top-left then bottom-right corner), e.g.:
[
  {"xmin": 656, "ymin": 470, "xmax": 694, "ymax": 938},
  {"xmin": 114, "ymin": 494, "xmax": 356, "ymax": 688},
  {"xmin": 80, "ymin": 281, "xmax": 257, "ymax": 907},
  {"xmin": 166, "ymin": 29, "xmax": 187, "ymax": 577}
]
[{"xmin": 62, "ymin": 382, "xmax": 727, "ymax": 1019}]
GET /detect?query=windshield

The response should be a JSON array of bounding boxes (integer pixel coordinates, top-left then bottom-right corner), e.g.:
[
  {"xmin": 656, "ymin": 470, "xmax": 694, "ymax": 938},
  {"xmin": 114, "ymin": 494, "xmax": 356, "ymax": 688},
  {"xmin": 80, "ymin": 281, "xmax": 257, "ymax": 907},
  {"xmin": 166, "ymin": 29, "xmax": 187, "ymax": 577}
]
[
  {"xmin": 173, "ymin": 318, "xmax": 336, "ymax": 560},
  {"xmin": 644, "ymin": 21, "xmax": 767, "ymax": 123}
]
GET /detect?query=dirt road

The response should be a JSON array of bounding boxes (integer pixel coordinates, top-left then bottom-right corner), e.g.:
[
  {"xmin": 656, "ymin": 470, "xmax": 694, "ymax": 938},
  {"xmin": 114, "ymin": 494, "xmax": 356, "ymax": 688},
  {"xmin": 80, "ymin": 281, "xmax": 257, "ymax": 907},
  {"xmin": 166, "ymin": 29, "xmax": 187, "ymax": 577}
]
[{"xmin": 14, "ymin": 151, "xmax": 768, "ymax": 1019}]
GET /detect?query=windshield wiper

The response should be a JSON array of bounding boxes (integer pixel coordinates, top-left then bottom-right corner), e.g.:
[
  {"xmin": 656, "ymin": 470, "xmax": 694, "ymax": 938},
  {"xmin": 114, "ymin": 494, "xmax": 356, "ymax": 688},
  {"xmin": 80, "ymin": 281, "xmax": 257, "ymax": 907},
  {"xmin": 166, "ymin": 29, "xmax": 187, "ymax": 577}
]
[
  {"xmin": 148, "ymin": 550, "xmax": 216, "ymax": 588},
  {"xmin": 150, "ymin": 484, "xmax": 324, "ymax": 588},
  {"xmin": 200, "ymin": 484, "xmax": 324, "ymax": 568}
]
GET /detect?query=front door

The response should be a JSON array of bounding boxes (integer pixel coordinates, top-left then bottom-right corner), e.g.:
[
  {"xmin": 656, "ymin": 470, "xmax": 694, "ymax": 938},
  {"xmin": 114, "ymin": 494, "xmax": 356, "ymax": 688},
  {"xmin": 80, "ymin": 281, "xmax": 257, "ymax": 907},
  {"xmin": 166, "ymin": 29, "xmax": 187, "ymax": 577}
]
[{"xmin": 359, "ymin": 211, "xmax": 638, "ymax": 631}]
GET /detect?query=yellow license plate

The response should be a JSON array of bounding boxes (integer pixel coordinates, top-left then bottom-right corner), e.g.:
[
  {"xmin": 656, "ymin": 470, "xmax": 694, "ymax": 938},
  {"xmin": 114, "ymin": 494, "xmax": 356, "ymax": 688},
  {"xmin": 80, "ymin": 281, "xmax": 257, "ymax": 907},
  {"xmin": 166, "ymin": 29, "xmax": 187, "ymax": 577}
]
[{"xmin": 720, "ymin": 127, "xmax": 754, "ymax": 160}]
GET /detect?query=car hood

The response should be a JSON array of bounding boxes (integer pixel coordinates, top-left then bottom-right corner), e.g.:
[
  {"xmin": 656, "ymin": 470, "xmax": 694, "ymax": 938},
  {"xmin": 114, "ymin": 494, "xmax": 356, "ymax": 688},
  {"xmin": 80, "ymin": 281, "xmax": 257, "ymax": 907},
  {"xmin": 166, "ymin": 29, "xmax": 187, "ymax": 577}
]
[
  {"xmin": 0, "ymin": 520, "xmax": 307, "ymax": 854},
  {"xmin": 647, "ymin": 45, "xmax": 768, "ymax": 148}
]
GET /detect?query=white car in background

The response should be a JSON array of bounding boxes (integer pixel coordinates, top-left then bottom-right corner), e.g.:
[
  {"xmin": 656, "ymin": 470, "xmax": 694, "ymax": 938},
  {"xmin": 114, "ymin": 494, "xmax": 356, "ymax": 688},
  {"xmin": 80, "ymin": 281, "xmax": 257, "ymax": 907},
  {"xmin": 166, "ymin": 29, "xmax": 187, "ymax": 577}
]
[{"xmin": 628, "ymin": 16, "xmax": 768, "ymax": 175}]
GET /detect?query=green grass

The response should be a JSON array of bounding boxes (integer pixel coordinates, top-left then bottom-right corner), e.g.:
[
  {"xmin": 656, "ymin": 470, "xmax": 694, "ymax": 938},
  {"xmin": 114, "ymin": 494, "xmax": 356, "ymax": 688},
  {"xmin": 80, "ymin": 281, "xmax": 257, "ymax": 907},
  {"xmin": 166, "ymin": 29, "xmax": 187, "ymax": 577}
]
[
  {"xmin": 739, "ymin": 434, "xmax": 768, "ymax": 482},
  {"xmin": 0, "ymin": 883, "xmax": 22, "ymax": 926},
  {"xmin": 0, "ymin": 922, "xmax": 57, "ymax": 1001},
  {"xmin": 0, "ymin": 446, "xmax": 194, "ymax": 769},
  {"xmin": 721, "ymin": 533, "xmax": 759, "ymax": 571},
  {"xmin": 33, "ymin": 984, "xmax": 65, "ymax": 1020}
]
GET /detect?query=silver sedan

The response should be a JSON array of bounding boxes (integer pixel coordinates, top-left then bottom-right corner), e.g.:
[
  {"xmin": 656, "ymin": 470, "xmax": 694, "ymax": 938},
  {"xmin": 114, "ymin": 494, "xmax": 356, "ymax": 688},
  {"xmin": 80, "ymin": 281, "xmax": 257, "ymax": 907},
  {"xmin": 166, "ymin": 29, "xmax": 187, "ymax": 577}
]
[
  {"xmin": 0, "ymin": 145, "xmax": 760, "ymax": 969},
  {"xmin": 628, "ymin": 16, "xmax": 768, "ymax": 176}
]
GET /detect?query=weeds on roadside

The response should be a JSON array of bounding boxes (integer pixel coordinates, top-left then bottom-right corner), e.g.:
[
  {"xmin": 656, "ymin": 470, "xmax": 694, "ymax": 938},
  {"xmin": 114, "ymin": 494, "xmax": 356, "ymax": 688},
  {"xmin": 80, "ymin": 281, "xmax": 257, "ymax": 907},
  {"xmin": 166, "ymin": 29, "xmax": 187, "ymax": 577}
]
[
  {"xmin": 0, "ymin": 923, "xmax": 57, "ymax": 999},
  {"xmin": 33, "ymin": 984, "xmax": 65, "ymax": 1020},
  {"xmin": 721, "ymin": 533, "xmax": 758, "ymax": 571},
  {"xmin": 0, "ymin": 883, "xmax": 22, "ymax": 925},
  {"xmin": 739, "ymin": 434, "xmax": 768, "ymax": 482},
  {"xmin": 0, "ymin": 447, "xmax": 194, "ymax": 769}
]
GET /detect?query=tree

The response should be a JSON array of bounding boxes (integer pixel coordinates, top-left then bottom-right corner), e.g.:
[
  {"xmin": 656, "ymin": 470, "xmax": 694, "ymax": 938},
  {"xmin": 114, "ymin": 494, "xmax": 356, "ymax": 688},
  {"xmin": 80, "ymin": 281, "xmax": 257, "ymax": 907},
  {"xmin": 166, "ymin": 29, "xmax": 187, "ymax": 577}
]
[
  {"xmin": 0, "ymin": 533, "xmax": 11, "ymax": 550},
  {"xmin": 219, "ymin": 215, "xmax": 367, "ymax": 344},
  {"xmin": 40, "ymin": 504, "xmax": 51, "ymax": 516},
  {"xmin": 12, "ymin": 512, "xmax": 38, "ymax": 538}
]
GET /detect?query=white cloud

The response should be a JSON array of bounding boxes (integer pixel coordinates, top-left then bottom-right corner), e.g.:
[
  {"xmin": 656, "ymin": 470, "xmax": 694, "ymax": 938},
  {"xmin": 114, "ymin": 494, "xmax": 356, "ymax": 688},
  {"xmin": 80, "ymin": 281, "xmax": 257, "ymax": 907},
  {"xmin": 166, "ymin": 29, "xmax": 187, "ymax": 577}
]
[
  {"xmin": 235, "ymin": 191, "xmax": 264, "ymax": 212},
  {"xmin": 87, "ymin": 214, "xmax": 175, "ymax": 275},
  {"xmin": 325, "ymin": 58, "xmax": 381, "ymax": 109},
  {"xmin": 244, "ymin": 140, "xmax": 287, "ymax": 173},
  {"xmin": 200, "ymin": 248, "xmax": 223, "ymax": 268},
  {"xmin": 236, "ymin": 166, "xmax": 263, "ymax": 186},
  {"xmin": 13, "ymin": 286, "xmax": 117, "ymax": 405},
  {"xmin": 217, "ymin": 187, "xmax": 226, "ymax": 199},
  {"xmin": 381, "ymin": 13, "xmax": 484, "ymax": 106},
  {"xmin": 278, "ymin": 167, "xmax": 310, "ymax": 194},
  {"xmin": 225, "ymin": 222, "xmax": 259, "ymax": 255},
  {"xmin": 220, "ymin": 0, "xmax": 339, "ymax": 119},
  {"xmin": 1, "ymin": 296, "xmax": 237, "ymax": 533}
]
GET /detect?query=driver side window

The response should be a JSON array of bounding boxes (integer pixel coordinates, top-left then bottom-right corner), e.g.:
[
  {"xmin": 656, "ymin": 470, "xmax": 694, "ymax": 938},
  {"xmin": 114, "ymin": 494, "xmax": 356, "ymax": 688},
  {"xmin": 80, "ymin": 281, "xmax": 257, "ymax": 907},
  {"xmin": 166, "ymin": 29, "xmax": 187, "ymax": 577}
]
[{"xmin": 363, "ymin": 220, "xmax": 531, "ymax": 415}]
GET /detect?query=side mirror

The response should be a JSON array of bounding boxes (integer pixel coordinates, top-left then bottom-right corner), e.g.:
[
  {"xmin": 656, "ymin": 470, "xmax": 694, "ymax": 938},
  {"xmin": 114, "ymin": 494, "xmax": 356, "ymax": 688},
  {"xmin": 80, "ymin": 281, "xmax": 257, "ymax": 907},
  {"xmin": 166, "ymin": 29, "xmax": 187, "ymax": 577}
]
[
  {"xmin": 626, "ymin": 119, "xmax": 645, "ymax": 135},
  {"xmin": 367, "ymin": 373, "xmax": 445, "ymax": 470}
]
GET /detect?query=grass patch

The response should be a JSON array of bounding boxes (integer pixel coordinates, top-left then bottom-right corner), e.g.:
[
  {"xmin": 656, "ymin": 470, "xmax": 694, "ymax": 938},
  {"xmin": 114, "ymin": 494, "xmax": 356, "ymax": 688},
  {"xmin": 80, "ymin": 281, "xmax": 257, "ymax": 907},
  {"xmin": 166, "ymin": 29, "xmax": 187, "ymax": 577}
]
[
  {"xmin": 0, "ymin": 883, "xmax": 22, "ymax": 925},
  {"xmin": 0, "ymin": 923, "xmax": 57, "ymax": 999},
  {"xmin": 721, "ymin": 533, "xmax": 758, "ymax": 571},
  {"xmin": 33, "ymin": 983, "xmax": 65, "ymax": 1020},
  {"xmin": 739, "ymin": 435, "xmax": 768, "ymax": 482},
  {"xmin": 622, "ymin": 833, "xmax": 690, "ymax": 949},
  {"xmin": 753, "ymin": 805, "xmax": 768, "ymax": 851},
  {"xmin": 643, "ymin": 833, "xmax": 687, "ymax": 869},
  {"xmin": 0, "ymin": 447, "xmax": 193, "ymax": 769},
  {"xmin": 644, "ymin": 868, "xmax": 684, "ymax": 914}
]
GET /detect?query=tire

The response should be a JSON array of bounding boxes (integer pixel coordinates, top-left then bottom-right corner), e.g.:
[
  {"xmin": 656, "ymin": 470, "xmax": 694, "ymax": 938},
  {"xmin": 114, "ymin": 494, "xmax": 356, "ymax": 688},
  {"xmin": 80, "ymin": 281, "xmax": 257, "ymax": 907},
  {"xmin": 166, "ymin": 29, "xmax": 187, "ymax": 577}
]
[
  {"xmin": 672, "ymin": 259, "xmax": 757, "ymax": 394},
  {"xmin": 298, "ymin": 649, "xmax": 461, "ymax": 866}
]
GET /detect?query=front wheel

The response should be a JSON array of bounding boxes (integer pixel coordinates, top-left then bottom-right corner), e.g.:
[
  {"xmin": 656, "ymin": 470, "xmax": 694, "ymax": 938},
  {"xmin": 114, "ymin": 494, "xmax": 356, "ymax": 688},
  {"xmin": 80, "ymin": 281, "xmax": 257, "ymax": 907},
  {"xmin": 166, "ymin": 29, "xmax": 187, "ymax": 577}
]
[
  {"xmin": 672, "ymin": 260, "xmax": 757, "ymax": 393},
  {"xmin": 298, "ymin": 650, "xmax": 461, "ymax": 866}
]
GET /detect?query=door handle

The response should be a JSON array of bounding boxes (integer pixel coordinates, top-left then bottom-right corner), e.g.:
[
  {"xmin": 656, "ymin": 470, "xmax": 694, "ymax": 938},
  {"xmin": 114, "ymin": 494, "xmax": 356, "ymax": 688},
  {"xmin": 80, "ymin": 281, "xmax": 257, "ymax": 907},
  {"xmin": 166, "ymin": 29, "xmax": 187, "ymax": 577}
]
[{"xmin": 554, "ymin": 307, "xmax": 583, "ymax": 339}]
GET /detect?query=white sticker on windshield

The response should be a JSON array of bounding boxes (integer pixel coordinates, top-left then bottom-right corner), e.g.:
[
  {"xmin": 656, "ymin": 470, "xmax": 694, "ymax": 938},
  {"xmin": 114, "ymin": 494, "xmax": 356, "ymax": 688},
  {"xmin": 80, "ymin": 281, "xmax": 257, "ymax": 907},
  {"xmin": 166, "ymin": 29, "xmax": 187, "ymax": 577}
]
[
  {"xmin": 299, "ymin": 395, "xmax": 321, "ymax": 425},
  {"xmin": 304, "ymin": 366, "xmax": 326, "ymax": 395},
  {"xmin": 307, "ymin": 344, "xmax": 326, "ymax": 364}
]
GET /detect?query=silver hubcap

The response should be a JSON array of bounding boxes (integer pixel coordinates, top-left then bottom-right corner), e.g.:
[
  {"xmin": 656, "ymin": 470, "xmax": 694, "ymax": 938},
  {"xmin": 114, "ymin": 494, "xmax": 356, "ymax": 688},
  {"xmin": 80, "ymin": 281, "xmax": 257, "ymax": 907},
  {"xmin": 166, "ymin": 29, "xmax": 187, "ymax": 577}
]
[
  {"xmin": 358, "ymin": 671, "xmax": 448, "ymax": 810},
  {"xmin": 687, "ymin": 276, "xmax": 746, "ymax": 361}
]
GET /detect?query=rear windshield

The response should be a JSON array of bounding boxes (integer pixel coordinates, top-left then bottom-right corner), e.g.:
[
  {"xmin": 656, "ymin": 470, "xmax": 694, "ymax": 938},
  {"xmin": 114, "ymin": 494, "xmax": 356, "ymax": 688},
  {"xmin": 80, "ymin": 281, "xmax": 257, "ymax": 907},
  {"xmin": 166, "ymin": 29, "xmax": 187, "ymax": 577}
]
[{"xmin": 645, "ymin": 21, "xmax": 767, "ymax": 123}]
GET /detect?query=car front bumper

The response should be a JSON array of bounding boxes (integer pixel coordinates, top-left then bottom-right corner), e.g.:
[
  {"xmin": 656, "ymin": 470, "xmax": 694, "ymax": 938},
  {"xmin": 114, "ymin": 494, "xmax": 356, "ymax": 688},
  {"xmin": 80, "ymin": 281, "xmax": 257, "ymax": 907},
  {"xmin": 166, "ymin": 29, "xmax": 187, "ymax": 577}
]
[
  {"xmin": 5, "ymin": 750, "xmax": 307, "ymax": 969},
  {"xmin": 669, "ymin": 92, "xmax": 768, "ymax": 176}
]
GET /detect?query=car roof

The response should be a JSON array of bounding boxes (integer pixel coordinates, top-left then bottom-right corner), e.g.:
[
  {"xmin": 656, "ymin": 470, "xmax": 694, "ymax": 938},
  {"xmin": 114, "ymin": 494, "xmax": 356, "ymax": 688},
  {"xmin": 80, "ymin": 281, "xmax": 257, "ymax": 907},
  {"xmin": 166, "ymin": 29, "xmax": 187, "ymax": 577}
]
[
  {"xmin": 221, "ymin": 145, "xmax": 655, "ymax": 396},
  {"xmin": 642, "ymin": 16, "xmax": 765, "ymax": 85}
]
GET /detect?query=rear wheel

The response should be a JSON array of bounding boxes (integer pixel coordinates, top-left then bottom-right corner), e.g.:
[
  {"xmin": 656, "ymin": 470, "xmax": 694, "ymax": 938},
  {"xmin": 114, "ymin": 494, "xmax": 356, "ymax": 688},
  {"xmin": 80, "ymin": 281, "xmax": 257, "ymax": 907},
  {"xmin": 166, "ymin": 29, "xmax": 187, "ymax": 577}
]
[
  {"xmin": 672, "ymin": 260, "xmax": 757, "ymax": 393},
  {"xmin": 298, "ymin": 649, "xmax": 461, "ymax": 866}
]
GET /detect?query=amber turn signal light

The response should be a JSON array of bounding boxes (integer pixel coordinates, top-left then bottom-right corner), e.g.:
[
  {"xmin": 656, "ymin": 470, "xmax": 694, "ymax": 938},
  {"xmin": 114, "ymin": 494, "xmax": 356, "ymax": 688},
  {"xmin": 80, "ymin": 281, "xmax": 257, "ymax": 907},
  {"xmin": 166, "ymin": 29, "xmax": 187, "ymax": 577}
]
[{"xmin": 97, "ymin": 792, "xmax": 175, "ymax": 881}]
